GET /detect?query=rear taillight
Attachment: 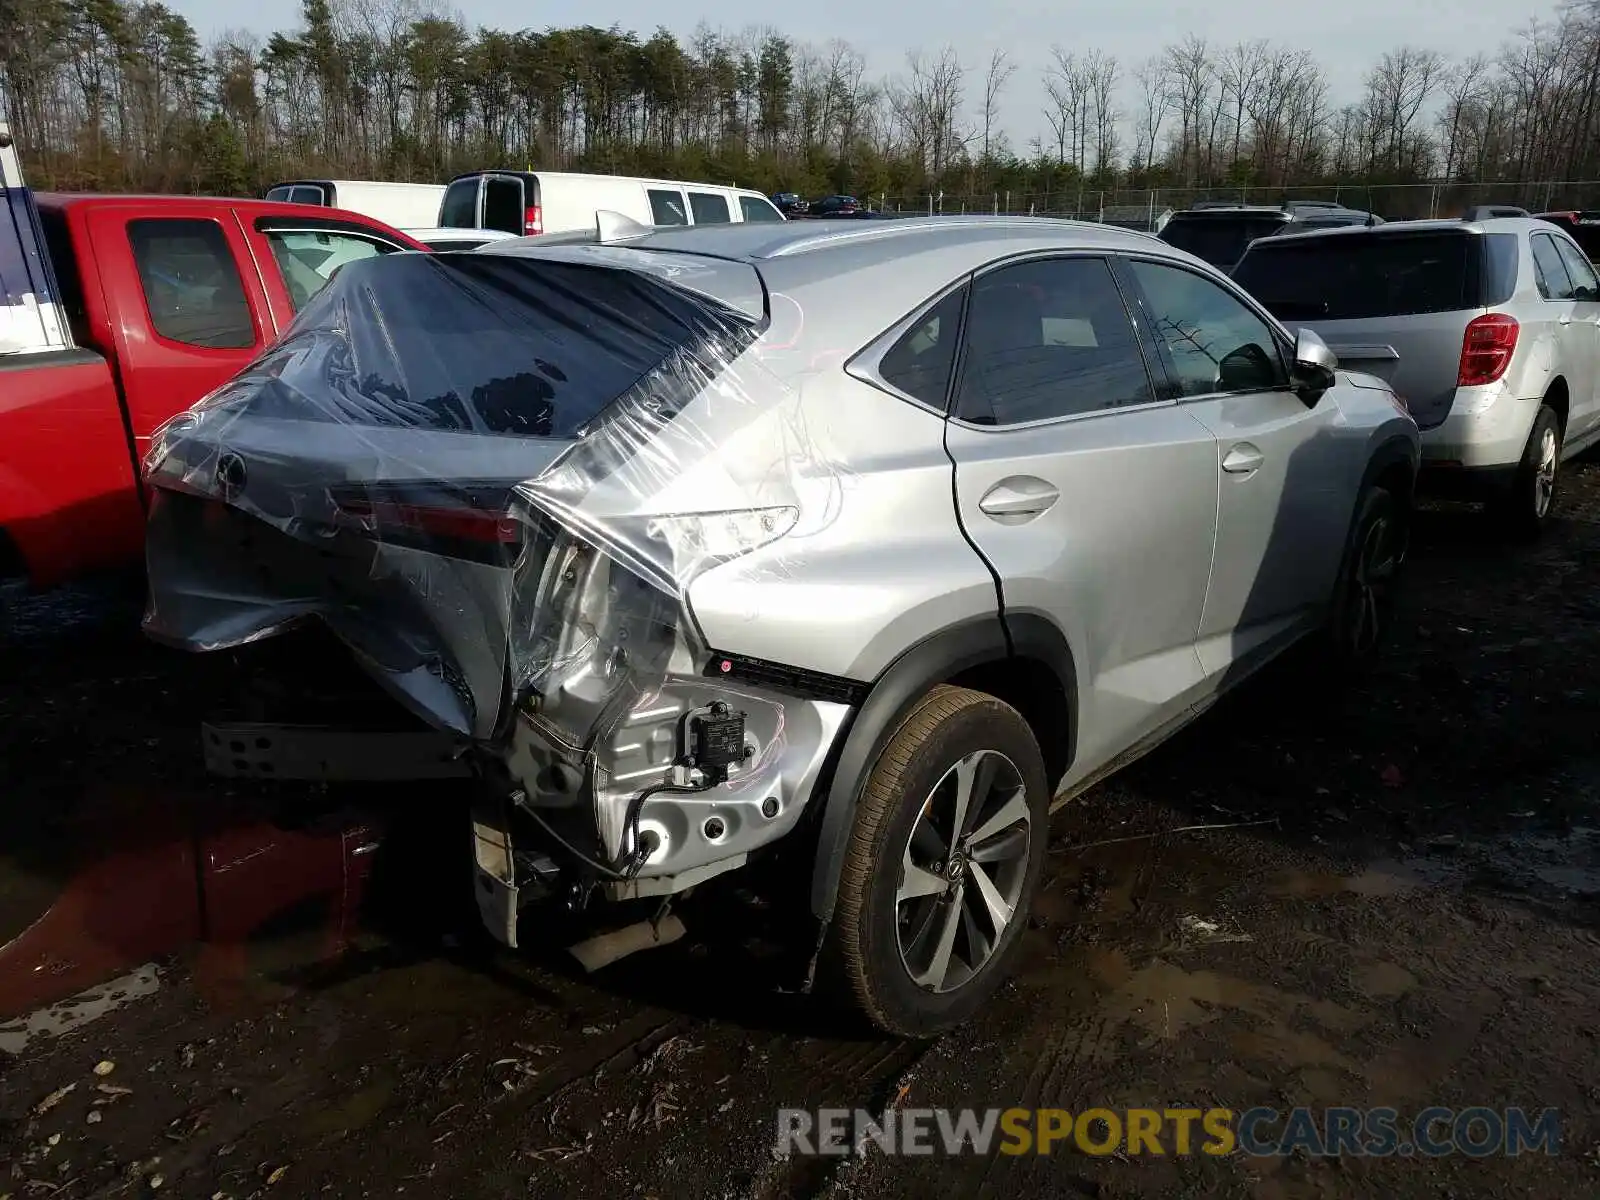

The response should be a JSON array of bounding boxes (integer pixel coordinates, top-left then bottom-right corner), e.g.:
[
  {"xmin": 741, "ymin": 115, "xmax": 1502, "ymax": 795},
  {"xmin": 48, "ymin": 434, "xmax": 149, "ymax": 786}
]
[
  {"xmin": 524, "ymin": 204, "xmax": 543, "ymax": 235},
  {"xmin": 1458, "ymin": 313, "xmax": 1519, "ymax": 386},
  {"xmin": 335, "ymin": 497, "xmax": 521, "ymax": 545}
]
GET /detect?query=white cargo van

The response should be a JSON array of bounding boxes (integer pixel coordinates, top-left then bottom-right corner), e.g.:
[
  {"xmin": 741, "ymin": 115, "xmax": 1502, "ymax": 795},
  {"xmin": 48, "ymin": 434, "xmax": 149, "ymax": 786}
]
[
  {"xmin": 436, "ymin": 171, "xmax": 785, "ymax": 237},
  {"xmin": 263, "ymin": 180, "xmax": 447, "ymax": 231}
]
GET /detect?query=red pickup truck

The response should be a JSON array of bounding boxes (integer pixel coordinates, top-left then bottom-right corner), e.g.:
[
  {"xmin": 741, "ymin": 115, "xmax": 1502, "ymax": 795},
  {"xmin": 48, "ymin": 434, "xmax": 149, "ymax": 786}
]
[{"xmin": 0, "ymin": 126, "xmax": 429, "ymax": 589}]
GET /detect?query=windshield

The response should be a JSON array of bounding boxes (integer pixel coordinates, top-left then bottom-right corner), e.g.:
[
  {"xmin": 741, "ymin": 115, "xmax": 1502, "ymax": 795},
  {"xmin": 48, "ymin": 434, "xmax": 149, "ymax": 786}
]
[
  {"xmin": 1158, "ymin": 215, "xmax": 1288, "ymax": 267},
  {"xmin": 1232, "ymin": 232, "xmax": 1478, "ymax": 320}
]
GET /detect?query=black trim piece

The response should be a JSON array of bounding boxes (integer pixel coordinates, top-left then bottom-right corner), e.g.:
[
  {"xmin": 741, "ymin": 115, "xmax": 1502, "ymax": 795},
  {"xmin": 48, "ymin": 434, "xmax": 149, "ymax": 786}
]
[
  {"xmin": 805, "ymin": 615, "xmax": 1010, "ymax": 921},
  {"xmin": 251, "ymin": 214, "xmax": 409, "ymax": 247},
  {"xmin": 0, "ymin": 345, "xmax": 105, "ymax": 374},
  {"xmin": 703, "ymin": 652, "xmax": 868, "ymax": 707}
]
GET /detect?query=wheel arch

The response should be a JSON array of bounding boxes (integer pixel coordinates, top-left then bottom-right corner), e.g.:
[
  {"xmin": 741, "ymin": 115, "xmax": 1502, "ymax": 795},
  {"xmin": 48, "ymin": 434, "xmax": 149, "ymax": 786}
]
[{"xmin": 806, "ymin": 612, "xmax": 1078, "ymax": 921}]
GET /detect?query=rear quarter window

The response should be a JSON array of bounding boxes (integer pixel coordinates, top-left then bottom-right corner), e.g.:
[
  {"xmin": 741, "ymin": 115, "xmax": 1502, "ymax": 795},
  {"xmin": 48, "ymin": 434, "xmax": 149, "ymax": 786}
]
[{"xmin": 1232, "ymin": 232, "xmax": 1479, "ymax": 319}]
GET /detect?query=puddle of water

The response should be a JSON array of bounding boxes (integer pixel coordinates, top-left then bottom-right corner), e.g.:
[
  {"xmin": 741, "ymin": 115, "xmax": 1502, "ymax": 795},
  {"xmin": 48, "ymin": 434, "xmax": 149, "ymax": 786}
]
[
  {"xmin": 1270, "ymin": 858, "xmax": 1454, "ymax": 898},
  {"xmin": 0, "ymin": 963, "xmax": 162, "ymax": 1055},
  {"xmin": 1353, "ymin": 961, "xmax": 1417, "ymax": 998},
  {"xmin": 301, "ymin": 1075, "xmax": 396, "ymax": 1139}
]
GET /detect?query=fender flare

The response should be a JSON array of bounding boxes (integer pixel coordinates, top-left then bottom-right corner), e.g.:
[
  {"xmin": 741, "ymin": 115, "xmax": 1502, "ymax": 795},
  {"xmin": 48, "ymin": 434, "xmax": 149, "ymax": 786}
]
[
  {"xmin": 807, "ymin": 612, "xmax": 1078, "ymax": 922},
  {"xmin": 1359, "ymin": 431, "xmax": 1420, "ymax": 504}
]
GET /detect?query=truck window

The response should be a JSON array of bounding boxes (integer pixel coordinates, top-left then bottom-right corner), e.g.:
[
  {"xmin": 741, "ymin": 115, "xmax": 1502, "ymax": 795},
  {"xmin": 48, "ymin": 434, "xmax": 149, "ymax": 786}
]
[
  {"xmin": 688, "ymin": 192, "xmax": 731, "ymax": 224},
  {"xmin": 128, "ymin": 218, "xmax": 255, "ymax": 349},
  {"xmin": 265, "ymin": 186, "xmax": 294, "ymax": 203},
  {"xmin": 739, "ymin": 195, "xmax": 784, "ymax": 222},
  {"xmin": 482, "ymin": 177, "xmax": 524, "ymax": 235},
  {"xmin": 439, "ymin": 179, "xmax": 479, "ymax": 228},
  {"xmin": 263, "ymin": 229, "xmax": 399, "ymax": 311},
  {"xmin": 648, "ymin": 189, "xmax": 689, "ymax": 226}
]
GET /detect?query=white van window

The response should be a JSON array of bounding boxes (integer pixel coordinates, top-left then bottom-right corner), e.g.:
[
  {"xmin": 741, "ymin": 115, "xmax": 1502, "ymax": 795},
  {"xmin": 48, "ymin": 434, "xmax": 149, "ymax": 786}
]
[
  {"xmin": 688, "ymin": 192, "xmax": 731, "ymax": 225},
  {"xmin": 739, "ymin": 195, "xmax": 784, "ymax": 222},
  {"xmin": 648, "ymin": 189, "xmax": 689, "ymax": 226},
  {"xmin": 440, "ymin": 179, "xmax": 479, "ymax": 228},
  {"xmin": 265, "ymin": 186, "xmax": 294, "ymax": 203},
  {"xmin": 291, "ymin": 186, "xmax": 327, "ymax": 206}
]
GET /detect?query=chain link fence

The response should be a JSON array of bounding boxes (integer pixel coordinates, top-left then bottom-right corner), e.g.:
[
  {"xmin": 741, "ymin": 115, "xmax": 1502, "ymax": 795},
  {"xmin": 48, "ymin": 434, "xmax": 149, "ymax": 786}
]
[{"xmin": 861, "ymin": 181, "xmax": 1600, "ymax": 228}]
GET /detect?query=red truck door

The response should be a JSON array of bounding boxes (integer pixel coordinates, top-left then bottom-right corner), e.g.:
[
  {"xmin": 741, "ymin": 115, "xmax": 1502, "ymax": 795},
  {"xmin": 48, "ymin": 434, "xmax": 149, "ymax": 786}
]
[{"xmin": 81, "ymin": 203, "xmax": 277, "ymax": 460}]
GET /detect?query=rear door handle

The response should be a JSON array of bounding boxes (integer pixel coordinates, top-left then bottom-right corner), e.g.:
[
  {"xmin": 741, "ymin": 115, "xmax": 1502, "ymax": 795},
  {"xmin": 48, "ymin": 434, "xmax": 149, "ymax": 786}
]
[
  {"xmin": 1222, "ymin": 443, "xmax": 1265, "ymax": 475},
  {"xmin": 978, "ymin": 477, "xmax": 1060, "ymax": 522}
]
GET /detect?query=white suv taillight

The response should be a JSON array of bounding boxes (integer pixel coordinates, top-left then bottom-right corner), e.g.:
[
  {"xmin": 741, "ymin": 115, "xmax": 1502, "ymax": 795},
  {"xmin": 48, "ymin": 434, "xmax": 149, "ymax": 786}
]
[{"xmin": 1458, "ymin": 313, "xmax": 1518, "ymax": 386}]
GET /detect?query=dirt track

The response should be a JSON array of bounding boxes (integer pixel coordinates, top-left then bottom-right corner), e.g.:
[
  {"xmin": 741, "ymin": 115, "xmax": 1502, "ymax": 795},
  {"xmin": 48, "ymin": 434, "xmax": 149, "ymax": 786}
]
[{"xmin": 5, "ymin": 462, "xmax": 1600, "ymax": 1198}]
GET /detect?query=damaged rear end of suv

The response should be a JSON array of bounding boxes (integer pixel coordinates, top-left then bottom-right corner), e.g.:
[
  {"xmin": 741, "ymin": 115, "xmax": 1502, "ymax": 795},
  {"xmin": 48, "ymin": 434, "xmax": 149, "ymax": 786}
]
[{"xmin": 141, "ymin": 229, "xmax": 935, "ymax": 1025}]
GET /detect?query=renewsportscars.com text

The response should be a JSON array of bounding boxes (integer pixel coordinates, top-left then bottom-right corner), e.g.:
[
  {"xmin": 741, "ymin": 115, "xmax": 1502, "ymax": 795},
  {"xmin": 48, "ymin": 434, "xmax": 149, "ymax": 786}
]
[{"xmin": 775, "ymin": 1106, "xmax": 1562, "ymax": 1158}]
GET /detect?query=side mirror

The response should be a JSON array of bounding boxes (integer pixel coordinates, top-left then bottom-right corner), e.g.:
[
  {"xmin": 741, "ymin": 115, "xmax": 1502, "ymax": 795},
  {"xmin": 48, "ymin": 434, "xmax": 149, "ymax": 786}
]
[
  {"xmin": 1576, "ymin": 285, "xmax": 1598, "ymax": 303},
  {"xmin": 1290, "ymin": 327, "xmax": 1338, "ymax": 402}
]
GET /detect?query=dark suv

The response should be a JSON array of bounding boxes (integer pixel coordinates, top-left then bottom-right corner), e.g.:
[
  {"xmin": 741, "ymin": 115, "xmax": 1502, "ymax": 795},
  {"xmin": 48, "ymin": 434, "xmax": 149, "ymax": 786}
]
[
  {"xmin": 1536, "ymin": 210, "xmax": 1600, "ymax": 261},
  {"xmin": 1159, "ymin": 201, "xmax": 1379, "ymax": 273}
]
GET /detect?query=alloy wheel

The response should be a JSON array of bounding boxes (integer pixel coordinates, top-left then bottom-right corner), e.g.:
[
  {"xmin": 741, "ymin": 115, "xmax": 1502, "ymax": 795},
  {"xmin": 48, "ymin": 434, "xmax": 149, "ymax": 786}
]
[
  {"xmin": 895, "ymin": 749, "xmax": 1032, "ymax": 994},
  {"xmin": 1535, "ymin": 425, "xmax": 1559, "ymax": 519},
  {"xmin": 1346, "ymin": 512, "xmax": 1399, "ymax": 657}
]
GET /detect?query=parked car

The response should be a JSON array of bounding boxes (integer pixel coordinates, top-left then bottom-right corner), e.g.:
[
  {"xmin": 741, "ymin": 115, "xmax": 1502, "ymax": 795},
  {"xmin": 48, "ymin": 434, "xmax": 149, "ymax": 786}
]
[
  {"xmin": 264, "ymin": 179, "xmax": 447, "ymax": 230},
  {"xmin": 771, "ymin": 192, "xmax": 810, "ymax": 217},
  {"xmin": 1535, "ymin": 209, "xmax": 1600, "ymax": 261},
  {"xmin": 0, "ymin": 123, "xmax": 429, "ymax": 591},
  {"xmin": 437, "ymin": 170, "xmax": 786, "ymax": 237},
  {"xmin": 142, "ymin": 214, "xmax": 1417, "ymax": 1036},
  {"xmin": 403, "ymin": 227, "xmax": 521, "ymax": 252},
  {"xmin": 810, "ymin": 194, "xmax": 861, "ymax": 218},
  {"xmin": 1159, "ymin": 202, "xmax": 1379, "ymax": 273},
  {"xmin": 1232, "ymin": 215, "xmax": 1600, "ymax": 535}
]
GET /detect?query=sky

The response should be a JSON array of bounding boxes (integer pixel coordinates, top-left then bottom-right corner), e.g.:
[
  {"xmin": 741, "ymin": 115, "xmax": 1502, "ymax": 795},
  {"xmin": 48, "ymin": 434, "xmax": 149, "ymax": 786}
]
[{"xmin": 166, "ymin": 0, "xmax": 1560, "ymax": 152}]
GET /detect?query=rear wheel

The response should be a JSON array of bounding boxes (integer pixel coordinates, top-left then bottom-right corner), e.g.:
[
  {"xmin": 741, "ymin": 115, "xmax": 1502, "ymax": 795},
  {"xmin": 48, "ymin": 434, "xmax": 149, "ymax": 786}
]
[
  {"xmin": 824, "ymin": 685, "xmax": 1049, "ymax": 1038},
  {"xmin": 1491, "ymin": 404, "xmax": 1561, "ymax": 539}
]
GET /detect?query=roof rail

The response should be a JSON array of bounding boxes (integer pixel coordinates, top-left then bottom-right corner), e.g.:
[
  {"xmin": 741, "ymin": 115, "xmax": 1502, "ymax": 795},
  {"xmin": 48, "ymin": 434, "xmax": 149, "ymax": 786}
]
[{"xmin": 1461, "ymin": 204, "xmax": 1530, "ymax": 221}]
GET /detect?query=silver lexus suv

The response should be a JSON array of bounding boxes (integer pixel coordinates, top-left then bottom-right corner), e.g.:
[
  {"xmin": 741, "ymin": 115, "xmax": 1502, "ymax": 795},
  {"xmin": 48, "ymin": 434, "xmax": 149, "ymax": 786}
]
[
  {"xmin": 142, "ymin": 216, "xmax": 1419, "ymax": 1036},
  {"xmin": 1233, "ymin": 216, "xmax": 1600, "ymax": 535}
]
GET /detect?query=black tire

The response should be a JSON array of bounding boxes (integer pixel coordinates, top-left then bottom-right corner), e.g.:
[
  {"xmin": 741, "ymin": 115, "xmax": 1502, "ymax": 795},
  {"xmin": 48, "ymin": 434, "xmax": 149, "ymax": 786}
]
[
  {"xmin": 1324, "ymin": 485, "xmax": 1404, "ymax": 667},
  {"xmin": 1491, "ymin": 404, "xmax": 1562, "ymax": 540},
  {"xmin": 823, "ymin": 685, "xmax": 1049, "ymax": 1038}
]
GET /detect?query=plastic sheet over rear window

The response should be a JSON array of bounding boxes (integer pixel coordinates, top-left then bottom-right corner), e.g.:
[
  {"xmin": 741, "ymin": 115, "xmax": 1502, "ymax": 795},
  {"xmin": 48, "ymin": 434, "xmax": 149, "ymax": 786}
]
[{"xmin": 182, "ymin": 251, "xmax": 761, "ymax": 437}]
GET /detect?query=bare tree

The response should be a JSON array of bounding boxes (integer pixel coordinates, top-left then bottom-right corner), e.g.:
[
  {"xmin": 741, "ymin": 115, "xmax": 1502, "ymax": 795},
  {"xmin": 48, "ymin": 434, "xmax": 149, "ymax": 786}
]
[
  {"xmin": 1363, "ymin": 46, "xmax": 1446, "ymax": 175},
  {"xmin": 979, "ymin": 47, "xmax": 1014, "ymax": 161},
  {"xmin": 890, "ymin": 46, "xmax": 970, "ymax": 182},
  {"xmin": 1163, "ymin": 35, "xmax": 1215, "ymax": 185},
  {"xmin": 1131, "ymin": 56, "xmax": 1169, "ymax": 174},
  {"xmin": 1083, "ymin": 50, "xmax": 1119, "ymax": 176}
]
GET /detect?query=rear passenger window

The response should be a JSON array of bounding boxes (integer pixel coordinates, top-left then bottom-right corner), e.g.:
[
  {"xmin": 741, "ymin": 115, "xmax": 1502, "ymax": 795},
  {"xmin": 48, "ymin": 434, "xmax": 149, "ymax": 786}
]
[
  {"xmin": 1531, "ymin": 233, "xmax": 1575, "ymax": 300},
  {"xmin": 649, "ymin": 189, "xmax": 689, "ymax": 226},
  {"xmin": 739, "ymin": 196, "xmax": 784, "ymax": 222},
  {"xmin": 954, "ymin": 257, "xmax": 1153, "ymax": 425},
  {"xmin": 290, "ymin": 186, "xmax": 326, "ymax": 206},
  {"xmin": 127, "ymin": 218, "xmax": 255, "ymax": 349},
  {"xmin": 689, "ymin": 192, "xmax": 731, "ymax": 224},
  {"xmin": 877, "ymin": 287, "xmax": 965, "ymax": 409},
  {"xmin": 1554, "ymin": 237, "xmax": 1599, "ymax": 296},
  {"xmin": 1129, "ymin": 259, "xmax": 1287, "ymax": 398}
]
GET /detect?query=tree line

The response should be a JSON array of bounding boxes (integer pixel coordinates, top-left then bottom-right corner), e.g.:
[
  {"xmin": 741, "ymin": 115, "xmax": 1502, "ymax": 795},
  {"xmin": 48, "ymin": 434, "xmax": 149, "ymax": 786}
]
[{"xmin": 2, "ymin": 0, "xmax": 1599, "ymax": 215}]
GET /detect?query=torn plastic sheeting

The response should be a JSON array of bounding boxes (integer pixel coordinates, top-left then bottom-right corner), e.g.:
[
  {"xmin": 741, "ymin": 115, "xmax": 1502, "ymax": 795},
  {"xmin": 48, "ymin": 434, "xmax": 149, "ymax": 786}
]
[{"xmin": 142, "ymin": 243, "xmax": 846, "ymax": 745}]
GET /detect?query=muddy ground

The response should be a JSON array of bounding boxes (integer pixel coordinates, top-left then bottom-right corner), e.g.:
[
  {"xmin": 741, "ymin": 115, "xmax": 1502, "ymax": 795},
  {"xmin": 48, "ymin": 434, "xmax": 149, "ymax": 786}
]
[{"xmin": 5, "ymin": 463, "xmax": 1600, "ymax": 1199}]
